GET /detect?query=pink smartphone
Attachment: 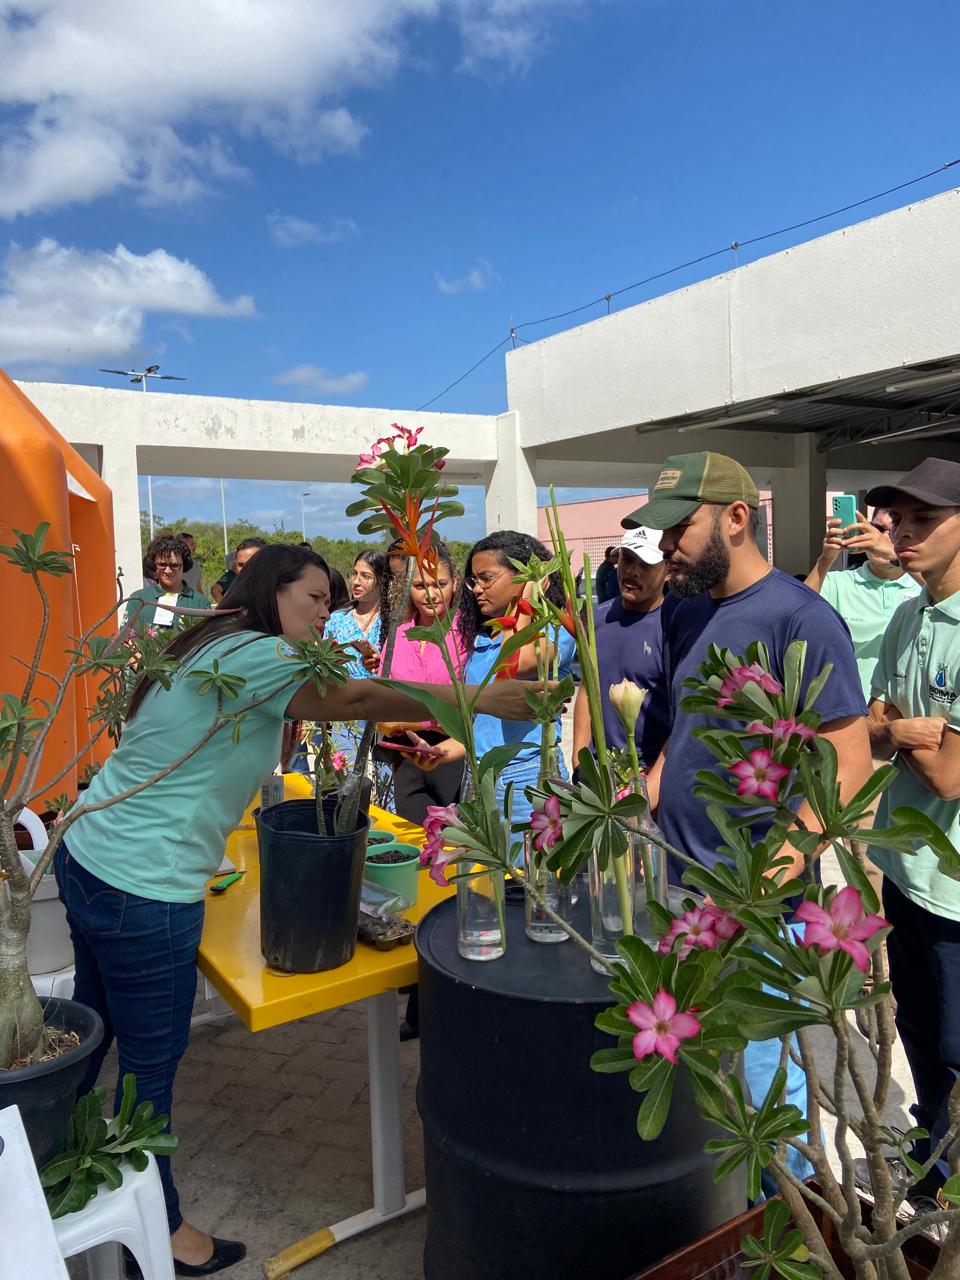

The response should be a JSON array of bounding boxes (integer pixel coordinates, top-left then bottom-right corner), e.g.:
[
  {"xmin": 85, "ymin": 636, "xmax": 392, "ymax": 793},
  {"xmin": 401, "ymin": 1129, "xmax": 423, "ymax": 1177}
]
[{"xmin": 377, "ymin": 741, "xmax": 443, "ymax": 758}]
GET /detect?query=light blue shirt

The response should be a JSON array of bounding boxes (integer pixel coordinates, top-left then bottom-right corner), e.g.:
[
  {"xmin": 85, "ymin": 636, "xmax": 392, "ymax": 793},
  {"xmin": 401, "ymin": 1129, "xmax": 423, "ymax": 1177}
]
[{"xmin": 466, "ymin": 627, "xmax": 576, "ymax": 763}]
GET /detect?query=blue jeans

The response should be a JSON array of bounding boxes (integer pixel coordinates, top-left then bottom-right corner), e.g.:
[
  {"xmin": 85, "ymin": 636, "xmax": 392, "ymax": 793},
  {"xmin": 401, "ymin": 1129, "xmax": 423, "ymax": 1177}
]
[
  {"xmin": 54, "ymin": 843, "xmax": 204, "ymax": 1233},
  {"xmin": 884, "ymin": 879, "xmax": 960, "ymax": 1186}
]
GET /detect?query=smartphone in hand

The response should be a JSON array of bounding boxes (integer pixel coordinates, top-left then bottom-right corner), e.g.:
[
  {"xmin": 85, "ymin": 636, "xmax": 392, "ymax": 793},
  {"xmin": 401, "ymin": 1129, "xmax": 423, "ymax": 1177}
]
[{"xmin": 832, "ymin": 493, "xmax": 858, "ymax": 536}]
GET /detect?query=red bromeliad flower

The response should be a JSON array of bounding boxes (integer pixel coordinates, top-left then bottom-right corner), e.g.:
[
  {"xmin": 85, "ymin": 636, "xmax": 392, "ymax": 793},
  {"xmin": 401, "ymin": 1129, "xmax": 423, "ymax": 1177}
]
[
  {"xmin": 627, "ymin": 989, "xmax": 701, "ymax": 1065},
  {"xmin": 794, "ymin": 887, "xmax": 889, "ymax": 973},
  {"xmin": 728, "ymin": 748, "xmax": 791, "ymax": 800}
]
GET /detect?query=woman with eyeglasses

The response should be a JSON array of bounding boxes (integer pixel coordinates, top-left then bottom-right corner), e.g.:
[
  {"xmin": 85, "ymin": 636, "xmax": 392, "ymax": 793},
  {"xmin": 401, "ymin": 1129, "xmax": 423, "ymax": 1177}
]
[
  {"xmin": 125, "ymin": 533, "xmax": 211, "ymax": 633},
  {"xmin": 406, "ymin": 531, "xmax": 575, "ymax": 826},
  {"xmin": 324, "ymin": 549, "xmax": 389, "ymax": 679}
]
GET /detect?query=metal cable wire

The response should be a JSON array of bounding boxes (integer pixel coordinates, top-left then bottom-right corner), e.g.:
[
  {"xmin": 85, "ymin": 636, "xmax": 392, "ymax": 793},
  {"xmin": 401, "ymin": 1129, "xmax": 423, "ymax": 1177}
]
[{"xmin": 417, "ymin": 159, "xmax": 960, "ymax": 411}]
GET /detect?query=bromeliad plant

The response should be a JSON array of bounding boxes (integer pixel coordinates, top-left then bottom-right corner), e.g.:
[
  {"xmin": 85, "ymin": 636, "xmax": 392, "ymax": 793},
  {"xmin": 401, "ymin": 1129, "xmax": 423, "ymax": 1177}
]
[
  {"xmin": 0, "ymin": 524, "xmax": 355, "ymax": 1070},
  {"xmin": 346, "ymin": 430, "xmax": 578, "ymax": 950},
  {"xmin": 587, "ymin": 641, "xmax": 960, "ymax": 1280}
]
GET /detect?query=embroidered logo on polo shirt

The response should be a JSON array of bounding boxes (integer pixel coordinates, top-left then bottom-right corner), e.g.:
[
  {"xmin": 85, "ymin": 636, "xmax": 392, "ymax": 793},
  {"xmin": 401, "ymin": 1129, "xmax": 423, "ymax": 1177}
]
[
  {"xmin": 276, "ymin": 640, "xmax": 297, "ymax": 659},
  {"xmin": 655, "ymin": 468, "xmax": 681, "ymax": 491},
  {"xmin": 929, "ymin": 663, "xmax": 957, "ymax": 706}
]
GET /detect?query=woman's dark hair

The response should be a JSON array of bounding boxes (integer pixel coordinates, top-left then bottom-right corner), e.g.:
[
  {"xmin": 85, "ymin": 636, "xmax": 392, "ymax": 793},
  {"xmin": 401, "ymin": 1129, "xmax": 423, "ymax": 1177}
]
[
  {"xmin": 457, "ymin": 531, "xmax": 564, "ymax": 654},
  {"xmin": 143, "ymin": 532, "xmax": 193, "ymax": 576},
  {"xmin": 126, "ymin": 543, "xmax": 331, "ymax": 722},
  {"xmin": 328, "ymin": 566, "xmax": 349, "ymax": 611}
]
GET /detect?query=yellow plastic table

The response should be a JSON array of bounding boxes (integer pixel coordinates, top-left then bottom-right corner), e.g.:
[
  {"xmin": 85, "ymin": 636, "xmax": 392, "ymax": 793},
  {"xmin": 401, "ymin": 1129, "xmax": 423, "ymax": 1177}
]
[{"xmin": 197, "ymin": 775, "xmax": 451, "ymax": 1277}]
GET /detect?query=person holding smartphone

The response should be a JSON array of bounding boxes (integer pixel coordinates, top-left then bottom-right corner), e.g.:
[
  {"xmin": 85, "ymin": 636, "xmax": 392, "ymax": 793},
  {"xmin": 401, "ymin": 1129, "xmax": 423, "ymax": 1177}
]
[{"xmin": 377, "ymin": 543, "xmax": 467, "ymax": 824}]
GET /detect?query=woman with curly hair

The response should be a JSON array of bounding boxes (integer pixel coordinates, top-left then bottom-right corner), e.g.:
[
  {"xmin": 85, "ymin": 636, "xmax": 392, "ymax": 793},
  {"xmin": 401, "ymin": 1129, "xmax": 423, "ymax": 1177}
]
[
  {"xmin": 126, "ymin": 533, "xmax": 210, "ymax": 633},
  {"xmin": 406, "ymin": 531, "xmax": 575, "ymax": 825}
]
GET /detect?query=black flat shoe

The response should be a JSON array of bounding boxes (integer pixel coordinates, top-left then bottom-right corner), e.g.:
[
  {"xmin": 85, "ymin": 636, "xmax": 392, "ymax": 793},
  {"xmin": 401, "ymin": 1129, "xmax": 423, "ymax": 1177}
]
[{"xmin": 174, "ymin": 1238, "xmax": 247, "ymax": 1277}]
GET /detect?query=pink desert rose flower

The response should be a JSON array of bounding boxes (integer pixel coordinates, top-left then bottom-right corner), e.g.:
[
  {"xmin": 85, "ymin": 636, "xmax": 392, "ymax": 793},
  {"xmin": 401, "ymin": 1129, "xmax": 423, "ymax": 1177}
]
[
  {"xmin": 717, "ymin": 663, "xmax": 783, "ymax": 708},
  {"xmin": 330, "ymin": 750, "xmax": 348, "ymax": 772},
  {"xmin": 657, "ymin": 905, "xmax": 741, "ymax": 959},
  {"xmin": 420, "ymin": 803, "xmax": 464, "ymax": 886},
  {"xmin": 746, "ymin": 717, "xmax": 817, "ymax": 743},
  {"xmin": 794, "ymin": 886, "xmax": 889, "ymax": 973},
  {"xmin": 728, "ymin": 749, "xmax": 791, "ymax": 800},
  {"xmin": 627, "ymin": 989, "xmax": 701, "ymax": 1065},
  {"xmin": 530, "ymin": 794, "xmax": 564, "ymax": 852}
]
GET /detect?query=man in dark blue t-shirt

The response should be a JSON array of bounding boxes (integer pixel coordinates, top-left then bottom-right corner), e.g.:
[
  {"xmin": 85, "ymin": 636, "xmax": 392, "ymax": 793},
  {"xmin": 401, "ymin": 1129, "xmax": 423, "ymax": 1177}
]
[
  {"xmin": 573, "ymin": 525, "xmax": 670, "ymax": 766},
  {"xmin": 626, "ymin": 451, "xmax": 870, "ymax": 1186},
  {"xmin": 625, "ymin": 451, "xmax": 869, "ymax": 881}
]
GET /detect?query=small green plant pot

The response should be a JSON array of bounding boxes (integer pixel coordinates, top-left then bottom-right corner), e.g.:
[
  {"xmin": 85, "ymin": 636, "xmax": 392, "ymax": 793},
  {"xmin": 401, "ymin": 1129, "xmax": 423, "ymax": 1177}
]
[
  {"xmin": 364, "ymin": 842, "xmax": 422, "ymax": 907},
  {"xmin": 367, "ymin": 828, "xmax": 398, "ymax": 851}
]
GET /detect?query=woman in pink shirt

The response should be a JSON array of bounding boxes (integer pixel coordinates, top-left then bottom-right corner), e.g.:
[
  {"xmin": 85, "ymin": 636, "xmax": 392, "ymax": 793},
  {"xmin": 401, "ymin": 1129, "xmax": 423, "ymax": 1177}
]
[{"xmin": 377, "ymin": 543, "xmax": 466, "ymax": 825}]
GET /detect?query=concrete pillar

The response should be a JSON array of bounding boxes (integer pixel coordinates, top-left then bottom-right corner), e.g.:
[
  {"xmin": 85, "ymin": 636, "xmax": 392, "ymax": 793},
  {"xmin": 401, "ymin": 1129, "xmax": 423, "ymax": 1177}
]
[
  {"xmin": 100, "ymin": 439, "xmax": 142, "ymax": 592},
  {"xmin": 769, "ymin": 433, "xmax": 826, "ymax": 577},
  {"xmin": 485, "ymin": 412, "xmax": 536, "ymax": 535}
]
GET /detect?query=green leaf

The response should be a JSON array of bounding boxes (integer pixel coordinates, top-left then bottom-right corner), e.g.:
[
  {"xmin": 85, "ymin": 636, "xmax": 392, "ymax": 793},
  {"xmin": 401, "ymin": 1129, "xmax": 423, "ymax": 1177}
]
[
  {"xmin": 724, "ymin": 988, "xmax": 826, "ymax": 1037},
  {"xmin": 590, "ymin": 1047, "xmax": 637, "ymax": 1073},
  {"xmin": 39, "ymin": 1153, "xmax": 81, "ymax": 1186},
  {"xmin": 47, "ymin": 1176, "xmax": 90, "ymax": 1219},
  {"xmin": 374, "ymin": 677, "xmax": 469, "ymax": 744},
  {"xmin": 831, "ymin": 842, "xmax": 880, "ymax": 914},
  {"xmin": 614, "ymin": 934, "xmax": 660, "ymax": 1003},
  {"xmin": 940, "ymin": 1173, "xmax": 960, "ymax": 1205},
  {"xmin": 477, "ymin": 742, "xmax": 528, "ymax": 781},
  {"xmin": 635, "ymin": 1058, "xmax": 676, "ymax": 1140},
  {"xmin": 88, "ymin": 1154, "xmax": 123, "ymax": 1190},
  {"xmin": 891, "ymin": 806, "xmax": 960, "ymax": 879}
]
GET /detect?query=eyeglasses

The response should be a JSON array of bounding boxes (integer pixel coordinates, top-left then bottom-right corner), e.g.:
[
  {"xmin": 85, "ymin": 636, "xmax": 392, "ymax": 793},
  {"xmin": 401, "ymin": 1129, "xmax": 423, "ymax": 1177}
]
[
  {"xmin": 465, "ymin": 569, "xmax": 509, "ymax": 591},
  {"xmin": 155, "ymin": 560, "xmax": 182, "ymax": 570}
]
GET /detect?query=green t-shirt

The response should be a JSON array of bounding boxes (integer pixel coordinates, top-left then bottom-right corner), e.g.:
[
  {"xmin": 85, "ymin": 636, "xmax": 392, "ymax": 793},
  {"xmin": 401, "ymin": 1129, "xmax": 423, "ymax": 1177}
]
[
  {"xmin": 67, "ymin": 631, "xmax": 312, "ymax": 903},
  {"xmin": 820, "ymin": 565, "xmax": 921, "ymax": 698},
  {"xmin": 869, "ymin": 588, "xmax": 960, "ymax": 920}
]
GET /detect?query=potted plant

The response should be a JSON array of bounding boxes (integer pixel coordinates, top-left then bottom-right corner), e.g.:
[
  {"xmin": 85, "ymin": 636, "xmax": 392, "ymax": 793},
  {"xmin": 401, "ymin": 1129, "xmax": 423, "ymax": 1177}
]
[
  {"xmin": 345, "ymin": 433, "xmax": 960, "ymax": 1279},
  {"xmin": 0, "ymin": 524, "xmax": 349, "ymax": 1160}
]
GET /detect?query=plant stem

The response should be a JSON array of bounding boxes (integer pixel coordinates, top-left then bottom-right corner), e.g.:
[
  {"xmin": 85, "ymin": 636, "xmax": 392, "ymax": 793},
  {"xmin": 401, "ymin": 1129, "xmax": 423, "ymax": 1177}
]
[{"xmin": 508, "ymin": 862, "xmax": 613, "ymax": 971}]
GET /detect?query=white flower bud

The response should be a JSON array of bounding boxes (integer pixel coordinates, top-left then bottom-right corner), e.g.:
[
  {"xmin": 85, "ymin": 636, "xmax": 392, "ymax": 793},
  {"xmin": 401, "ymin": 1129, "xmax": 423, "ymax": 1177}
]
[{"xmin": 608, "ymin": 679, "xmax": 646, "ymax": 734}]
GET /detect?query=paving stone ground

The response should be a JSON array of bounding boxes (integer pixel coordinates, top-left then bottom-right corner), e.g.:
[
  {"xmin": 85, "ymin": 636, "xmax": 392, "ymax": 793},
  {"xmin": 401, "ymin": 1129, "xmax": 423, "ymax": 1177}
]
[{"xmin": 87, "ymin": 998, "xmax": 426, "ymax": 1280}]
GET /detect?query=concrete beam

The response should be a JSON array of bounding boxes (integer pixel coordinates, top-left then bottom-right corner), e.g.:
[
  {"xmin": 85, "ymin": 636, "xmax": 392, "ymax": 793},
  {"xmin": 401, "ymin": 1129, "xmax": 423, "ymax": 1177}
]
[{"xmin": 508, "ymin": 187, "xmax": 960, "ymax": 449}]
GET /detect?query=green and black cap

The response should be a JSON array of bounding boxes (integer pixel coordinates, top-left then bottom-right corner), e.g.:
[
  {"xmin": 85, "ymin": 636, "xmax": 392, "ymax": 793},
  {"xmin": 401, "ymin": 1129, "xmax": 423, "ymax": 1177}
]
[{"xmin": 622, "ymin": 451, "xmax": 760, "ymax": 530}]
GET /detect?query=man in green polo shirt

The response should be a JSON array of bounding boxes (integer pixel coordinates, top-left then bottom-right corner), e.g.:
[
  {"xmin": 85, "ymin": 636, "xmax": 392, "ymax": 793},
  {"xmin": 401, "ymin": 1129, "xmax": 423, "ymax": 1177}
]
[
  {"xmin": 865, "ymin": 456, "xmax": 960, "ymax": 1213},
  {"xmin": 806, "ymin": 507, "xmax": 922, "ymax": 697},
  {"xmin": 125, "ymin": 533, "xmax": 211, "ymax": 632}
]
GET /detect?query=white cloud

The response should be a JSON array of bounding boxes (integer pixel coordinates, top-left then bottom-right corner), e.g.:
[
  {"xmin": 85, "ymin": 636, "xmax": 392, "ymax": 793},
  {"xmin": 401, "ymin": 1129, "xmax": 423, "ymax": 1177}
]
[
  {"xmin": 0, "ymin": 238, "xmax": 254, "ymax": 365},
  {"xmin": 0, "ymin": 2, "xmax": 577, "ymax": 217},
  {"xmin": 434, "ymin": 257, "xmax": 501, "ymax": 295},
  {"xmin": 272, "ymin": 363, "xmax": 369, "ymax": 396},
  {"xmin": 267, "ymin": 213, "xmax": 360, "ymax": 248}
]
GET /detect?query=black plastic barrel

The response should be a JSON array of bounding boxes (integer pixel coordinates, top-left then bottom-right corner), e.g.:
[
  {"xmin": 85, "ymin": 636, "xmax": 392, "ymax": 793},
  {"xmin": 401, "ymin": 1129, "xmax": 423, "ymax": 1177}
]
[
  {"xmin": 0, "ymin": 997, "xmax": 104, "ymax": 1165},
  {"xmin": 416, "ymin": 897, "xmax": 746, "ymax": 1280},
  {"xmin": 257, "ymin": 797, "xmax": 369, "ymax": 973}
]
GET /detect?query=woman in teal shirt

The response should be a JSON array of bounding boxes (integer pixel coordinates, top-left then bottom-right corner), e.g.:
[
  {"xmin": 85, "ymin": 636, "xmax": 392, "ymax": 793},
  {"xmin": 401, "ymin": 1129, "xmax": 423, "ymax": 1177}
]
[{"xmin": 56, "ymin": 544, "xmax": 538, "ymax": 1275}]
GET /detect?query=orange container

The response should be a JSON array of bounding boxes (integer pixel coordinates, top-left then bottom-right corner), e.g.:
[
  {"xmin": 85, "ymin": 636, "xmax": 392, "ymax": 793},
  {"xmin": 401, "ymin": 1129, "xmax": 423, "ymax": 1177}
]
[{"xmin": 0, "ymin": 371, "xmax": 116, "ymax": 801}]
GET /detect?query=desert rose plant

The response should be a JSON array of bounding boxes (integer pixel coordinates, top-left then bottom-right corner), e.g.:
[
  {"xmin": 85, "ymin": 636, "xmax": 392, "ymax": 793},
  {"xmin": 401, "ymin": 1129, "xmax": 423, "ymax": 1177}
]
[
  {"xmin": 347, "ymin": 440, "xmax": 960, "ymax": 1278},
  {"xmin": 0, "ymin": 524, "xmax": 353, "ymax": 1068}
]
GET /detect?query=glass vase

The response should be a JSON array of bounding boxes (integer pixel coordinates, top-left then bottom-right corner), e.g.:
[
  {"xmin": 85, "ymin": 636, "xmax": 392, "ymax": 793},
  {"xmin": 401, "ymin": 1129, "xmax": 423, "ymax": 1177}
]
[
  {"xmin": 588, "ymin": 845, "xmax": 635, "ymax": 975},
  {"xmin": 523, "ymin": 832, "xmax": 571, "ymax": 943},
  {"xmin": 457, "ymin": 866, "xmax": 506, "ymax": 961}
]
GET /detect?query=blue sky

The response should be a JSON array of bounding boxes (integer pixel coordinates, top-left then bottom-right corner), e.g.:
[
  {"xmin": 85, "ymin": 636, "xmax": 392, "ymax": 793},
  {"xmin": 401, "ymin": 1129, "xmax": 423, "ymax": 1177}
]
[{"xmin": 3, "ymin": 0, "xmax": 960, "ymax": 543}]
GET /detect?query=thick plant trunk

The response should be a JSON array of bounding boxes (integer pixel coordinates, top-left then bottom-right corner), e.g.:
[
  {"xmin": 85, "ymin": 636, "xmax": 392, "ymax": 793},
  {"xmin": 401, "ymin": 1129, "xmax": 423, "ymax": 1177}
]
[{"xmin": 0, "ymin": 814, "xmax": 47, "ymax": 1067}]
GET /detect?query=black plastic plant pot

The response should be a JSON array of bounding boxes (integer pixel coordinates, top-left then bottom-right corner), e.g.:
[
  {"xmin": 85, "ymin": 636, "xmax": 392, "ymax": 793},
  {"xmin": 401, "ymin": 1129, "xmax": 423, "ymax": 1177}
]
[
  {"xmin": 416, "ymin": 897, "xmax": 746, "ymax": 1280},
  {"xmin": 257, "ymin": 797, "xmax": 369, "ymax": 974},
  {"xmin": 0, "ymin": 997, "xmax": 104, "ymax": 1166}
]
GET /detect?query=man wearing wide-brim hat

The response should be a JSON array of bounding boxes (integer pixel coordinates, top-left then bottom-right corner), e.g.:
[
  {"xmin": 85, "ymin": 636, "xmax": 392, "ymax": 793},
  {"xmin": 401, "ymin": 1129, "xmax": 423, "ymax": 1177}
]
[
  {"xmin": 629, "ymin": 450, "xmax": 870, "ymax": 1190},
  {"xmin": 863, "ymin": 456, "xmax": 960, "ymax": 1210}
]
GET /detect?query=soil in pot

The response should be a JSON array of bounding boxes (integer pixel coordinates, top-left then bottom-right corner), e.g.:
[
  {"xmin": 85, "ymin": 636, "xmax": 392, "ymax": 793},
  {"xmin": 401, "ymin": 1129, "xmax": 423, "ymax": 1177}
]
[
  {"xmin": 364, "ymin": 843, "xmax": 420, "ymax": 906},
  {"xmin": 0, "ymin": 997, "xmax": 105, "ymax": 1166}
]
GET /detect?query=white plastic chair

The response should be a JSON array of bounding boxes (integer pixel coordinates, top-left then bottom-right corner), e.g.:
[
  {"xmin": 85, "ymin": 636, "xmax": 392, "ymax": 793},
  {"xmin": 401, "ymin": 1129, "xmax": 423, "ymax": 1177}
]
[
  {"xmin": 0, "ymin": 1104, "xmax": 70, "ymax": 1280},
  {"xmin": 53, "ymin": 1149, "xmax": 176, "ymax": 1280}
]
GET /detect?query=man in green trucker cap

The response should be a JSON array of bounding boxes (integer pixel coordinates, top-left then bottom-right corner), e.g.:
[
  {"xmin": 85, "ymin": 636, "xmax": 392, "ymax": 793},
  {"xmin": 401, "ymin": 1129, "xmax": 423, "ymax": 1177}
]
[{"xmin": 632, "ymin": 451, "xmax": 870, "ymax": 1194}]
